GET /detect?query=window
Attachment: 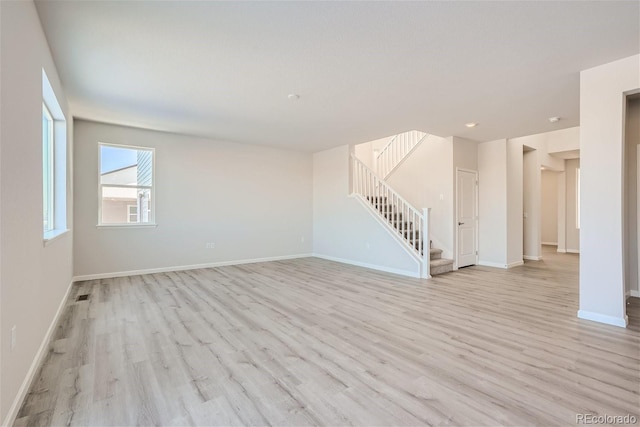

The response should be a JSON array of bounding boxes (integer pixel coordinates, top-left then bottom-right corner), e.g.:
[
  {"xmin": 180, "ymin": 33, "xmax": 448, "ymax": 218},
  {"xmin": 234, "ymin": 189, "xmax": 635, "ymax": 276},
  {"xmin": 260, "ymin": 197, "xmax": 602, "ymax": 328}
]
[
  {"xmin": 576, "ymin": 167, "xmax": 580, "ymax": 229},
  {"xmin": 99, "ymin": 144, "xmax": 154, "ymax": 225},
  {"xmin": 127, "ymin": 205, "xmax": 138, "ymax": 223},
  {"xmin": 42, "ymin": 103, "xmax": 54, "ymax": 232},
  {"xmin": 42, "ymin": 69, "xmax": 67, "ymax": 241}
]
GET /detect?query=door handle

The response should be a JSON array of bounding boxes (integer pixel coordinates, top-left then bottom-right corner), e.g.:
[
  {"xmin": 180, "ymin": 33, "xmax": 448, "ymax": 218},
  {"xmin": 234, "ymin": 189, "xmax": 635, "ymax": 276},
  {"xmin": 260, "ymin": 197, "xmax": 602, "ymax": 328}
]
[{"xmin": 458, "ymin": 222, "xmax": 464, "ymax": 226}]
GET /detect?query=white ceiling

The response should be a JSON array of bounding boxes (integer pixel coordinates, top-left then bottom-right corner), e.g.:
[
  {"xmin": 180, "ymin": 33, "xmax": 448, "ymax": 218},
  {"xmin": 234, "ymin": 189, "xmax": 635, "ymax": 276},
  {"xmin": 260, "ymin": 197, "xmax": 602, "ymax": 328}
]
[{"xmin": 36, "ymin": 1, "xmax": 639, "ymax": 152}]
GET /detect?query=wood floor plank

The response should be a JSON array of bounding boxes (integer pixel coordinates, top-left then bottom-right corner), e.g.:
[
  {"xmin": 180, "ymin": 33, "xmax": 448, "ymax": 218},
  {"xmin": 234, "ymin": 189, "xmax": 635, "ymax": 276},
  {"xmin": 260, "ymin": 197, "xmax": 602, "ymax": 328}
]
[{"xmin": 14, "ymin": 248, "xmax": 640, "ymax": 426}]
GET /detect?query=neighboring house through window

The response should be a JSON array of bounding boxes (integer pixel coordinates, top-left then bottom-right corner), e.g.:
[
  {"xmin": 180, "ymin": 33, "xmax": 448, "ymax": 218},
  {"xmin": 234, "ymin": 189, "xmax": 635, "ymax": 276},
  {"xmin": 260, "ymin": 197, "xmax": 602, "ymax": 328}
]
[
  {"xmin": 99, "ymin": 143, "xmax": 154, "ymax": 225},
  {"xmin": 42, "ymin": 69, "xmax": 67, "ymax": 241}
]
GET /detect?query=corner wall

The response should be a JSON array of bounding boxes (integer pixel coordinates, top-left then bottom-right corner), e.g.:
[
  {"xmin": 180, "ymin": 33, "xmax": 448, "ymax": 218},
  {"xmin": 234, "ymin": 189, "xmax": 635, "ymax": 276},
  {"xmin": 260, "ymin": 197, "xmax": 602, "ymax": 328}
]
[
  {"xmin": 0, "ymin": 1, "xmax": 73, "ymax": 422},
  {"xmin": 478, "ymin": 140, "xmax": 508, "ymax": 267},
  {"xmin": 579, "ymin": 54, "xmax": 640, "ymax": 327},
  {"xmin": 384, "ymin": 135, "xmax": 454, "ymax": 258},
  {"xmin": 313, "ymin": 145, "xmax": 420, "ymax": 277},
  {"xmin": 73, "ymin": 120, "xmax": 313, "ymax": 278}
]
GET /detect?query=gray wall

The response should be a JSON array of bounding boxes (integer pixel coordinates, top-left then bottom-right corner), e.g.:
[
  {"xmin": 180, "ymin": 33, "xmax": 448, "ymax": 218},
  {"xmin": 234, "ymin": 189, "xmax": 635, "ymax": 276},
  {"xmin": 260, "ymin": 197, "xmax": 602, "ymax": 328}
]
[
  {"xmin": 1, "ymin": 1, "xmax": 73, "ymax": 422},
  {"xmin": 74, "ymin": 120, "xmax": 313, "ymax": 278}
]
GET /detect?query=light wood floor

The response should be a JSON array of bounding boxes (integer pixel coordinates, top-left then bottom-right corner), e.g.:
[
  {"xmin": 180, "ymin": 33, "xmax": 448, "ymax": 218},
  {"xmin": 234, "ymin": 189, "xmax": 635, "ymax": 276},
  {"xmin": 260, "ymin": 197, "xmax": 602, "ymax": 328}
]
[{"xmin": 15, "ymin": 249, "xmax": 640, "ymax": 426}]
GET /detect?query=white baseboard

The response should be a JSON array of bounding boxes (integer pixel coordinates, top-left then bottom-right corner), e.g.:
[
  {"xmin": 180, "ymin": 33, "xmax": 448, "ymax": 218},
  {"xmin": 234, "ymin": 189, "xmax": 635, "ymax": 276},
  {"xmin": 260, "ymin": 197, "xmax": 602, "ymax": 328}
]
[
  {"xmin": 312, "ymin": 253, "xmax": 421, "ymax": 278},
  {"xmin": 3, "ymin": 280, "xmax": 74, "ymax": 427},
  {"xmin": 479, "ymin": 260, "xmax": 523, "ymax": 269},
  {"xmin": 541, "ymin": 242, "xmax": 558, "ymax": 246},
  {"xmin": 566, "ymin": 249, "xmax": 580, "ymax": 254},
  {"xmin": 577, "ymin": 310, "xmax": 628, "ymax": 328},
  {"xmin": 557, "ymin": 249, "xmax": 567, "ymax": 253},
  {"xmin": 523, "ymin": 255, "xmax": 542, "ymax": 261},
  {"xmin": 631, "ymin": 290, "xmax": 640, "ymax": 298},
  {"xmin": 73, "ymin": 253, "xmax": 313, "ymax": 282},
  {"xmin": 478, "ymin": 260, "xmax": 504, "ymax": 268}
]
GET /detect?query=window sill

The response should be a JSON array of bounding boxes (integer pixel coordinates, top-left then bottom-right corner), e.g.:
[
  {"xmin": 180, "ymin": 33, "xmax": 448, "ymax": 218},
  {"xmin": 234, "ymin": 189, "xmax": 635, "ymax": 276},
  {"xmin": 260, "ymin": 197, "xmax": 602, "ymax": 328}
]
[
  {"xmin": 43, "ymin": 229, "xmax": 70, "ymax": 246},
  {"xmin": 96, "ymin": 223, "xmax": 158, "ymax": 229}
]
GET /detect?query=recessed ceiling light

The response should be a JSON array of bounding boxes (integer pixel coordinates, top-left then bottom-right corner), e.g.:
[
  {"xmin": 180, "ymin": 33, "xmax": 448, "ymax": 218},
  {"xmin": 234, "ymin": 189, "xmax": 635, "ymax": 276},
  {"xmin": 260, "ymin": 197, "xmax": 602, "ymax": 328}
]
[
  {"xmin": 465, "ymin": 122, "xmax": 478, "ymax": 128},
  {"xmin": 288, "ymin": 94, "xmax": 300, "ymax": 100},
  {"xmin": 548, "ymin": 116, "xmax": 560, "ymax": 123}
]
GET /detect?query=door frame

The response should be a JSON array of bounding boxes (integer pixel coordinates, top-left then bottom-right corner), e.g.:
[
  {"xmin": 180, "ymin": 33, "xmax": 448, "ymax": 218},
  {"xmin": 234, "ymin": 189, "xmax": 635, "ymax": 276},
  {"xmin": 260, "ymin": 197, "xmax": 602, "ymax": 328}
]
[{"xmin": 455, "ymin": 168, "xmax": 479, "ymax": 269}]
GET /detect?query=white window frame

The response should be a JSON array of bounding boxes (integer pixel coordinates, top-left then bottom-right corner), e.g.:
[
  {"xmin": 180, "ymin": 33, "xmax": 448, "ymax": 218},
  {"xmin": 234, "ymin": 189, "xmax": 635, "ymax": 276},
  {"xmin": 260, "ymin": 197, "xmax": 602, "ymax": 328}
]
[
  {"xmin": 98, "ymin": 143, "xmax": 156, "ymax": 227},
  {"xmin": 42, "ymin": 103, "xmax": 54, "ymax": 233},
  {"xmin": 42, "ymin": 69, "xmax": 68, "ymax": 244}
]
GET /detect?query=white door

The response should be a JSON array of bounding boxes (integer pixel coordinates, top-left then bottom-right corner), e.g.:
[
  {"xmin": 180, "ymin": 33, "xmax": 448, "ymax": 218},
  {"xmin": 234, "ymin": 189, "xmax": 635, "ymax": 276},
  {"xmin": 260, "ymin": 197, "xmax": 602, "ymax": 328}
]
[{"xmin": 457, "ymin": 169, "xmax": 478, "ymax": 268}]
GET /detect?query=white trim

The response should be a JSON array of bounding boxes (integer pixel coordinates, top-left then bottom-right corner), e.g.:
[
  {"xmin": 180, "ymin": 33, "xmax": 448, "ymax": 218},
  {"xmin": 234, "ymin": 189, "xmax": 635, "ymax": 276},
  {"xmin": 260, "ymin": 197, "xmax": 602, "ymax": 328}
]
[
  {"xmin": 557, "ymin": 249, "xmax": 567, "ymax": 253},
  {"xmin": 541, "ymin": 242, "xmax": 558, "ymax": 245},
  {"xmin": 566, "ymin": 249, "xmax": 580, "ymax": 254},
  {"xmin": 2, "ymin": 281, "xmax": 74, "ymax": 427},
  {"xmin": 73, "ymin": 253, "xmax": 313, "ymax": 281},
  {"xmin": 312, "ymin": 253, "xmax": 421, "ymax": 278},
  {"xmin": 43, "ymin": 228, "xmax": 69, "ymax": 246},
  {"xmin": 96, "ymin": 223, "xmax": 158, "ymax": 229},
  {"xmin": 479, "ymin": 260, "xmax": 524, "ymax": 269},
  {"xmin": 631, "ymin": 290, "xmax": 640, "ymax": 298},
  {"xmin": 523, "ymin": 255, "xmax": 542, "ymax": 261},
  {"xmin": 478, "ymin": 260, "xmax": 507, "ymax": 269},
  {"xmin": 577, "ymin": 310, "xmax": 628, "ymax": 328}
]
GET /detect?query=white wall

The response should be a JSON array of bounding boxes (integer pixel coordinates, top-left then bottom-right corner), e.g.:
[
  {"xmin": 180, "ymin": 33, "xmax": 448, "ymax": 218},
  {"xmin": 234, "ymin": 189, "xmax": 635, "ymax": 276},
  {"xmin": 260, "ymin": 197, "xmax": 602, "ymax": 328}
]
[
  {"xmin": 384, "ymin": 135, "xmax": 454, "ymax": 257},
  {"xmin": 579, "ymin": 54, "xmax": 640, "ymax": 327},
  {"xmin": 546, "ymin": 127, "xmax": 580, "ymax": 154},
  {"xmin": 73, "ymin": 120, "xmax": 313, "ymax": 278},
  {"xmin": 506, "ymin": 142, "xmax": 524, "ymax": 265},
  {"xmin": 313, "ymin": 145, "xmax": 420, "ymax": 277},
  {"xmin": 353, "ymin": 135, "xmax": 393, "ymax": 171},
  {"xmin": 557, "ymin": 171, "xmax": 567, "ymax": 252},
  {"xmin": 541, "ymin": 171, "xmax": 559, "ymax": 245},
  {"xmin": 565, "ymin": 159, "xmax": 580, "ymax": 252},
  {"xmin": 522, "ymin": 150, "xmax": 541, "ymax": 259},
  {"xmin": 0, "ymin": 1, "xmax": 73, "ymax": 422},
  {"xmin": 478, "ymin": 140, "xmax": 508, "ymax": 267}
]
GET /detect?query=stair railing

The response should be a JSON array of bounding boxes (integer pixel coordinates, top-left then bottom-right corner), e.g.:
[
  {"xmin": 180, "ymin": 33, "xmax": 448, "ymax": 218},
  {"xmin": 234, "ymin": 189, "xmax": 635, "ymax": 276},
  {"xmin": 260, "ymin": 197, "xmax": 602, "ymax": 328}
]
[
  {"xmin": 375, "ymin": 130, "xmax": 428, "ymax": 179},
  {"xmin": 351, "ymin": 154, "xmax": 431, "ymax": 278}
]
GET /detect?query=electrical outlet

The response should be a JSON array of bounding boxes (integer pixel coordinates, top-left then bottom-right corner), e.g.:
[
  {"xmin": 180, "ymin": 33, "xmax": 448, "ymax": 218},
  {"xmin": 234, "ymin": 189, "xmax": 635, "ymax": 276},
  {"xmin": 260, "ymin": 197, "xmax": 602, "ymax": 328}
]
[
  {"xmin": 205, "ymin": 242, "xmax": 215, "ymax": 249},
  {"xmin": 11, "ymin": 325, "xmax": 16, "ymax": 351}
]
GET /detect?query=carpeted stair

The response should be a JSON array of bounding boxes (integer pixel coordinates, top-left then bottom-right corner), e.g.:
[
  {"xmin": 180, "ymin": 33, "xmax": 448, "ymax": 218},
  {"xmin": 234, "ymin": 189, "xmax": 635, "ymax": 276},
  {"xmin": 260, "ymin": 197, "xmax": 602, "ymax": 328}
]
[{"xmin": 367, "ymin": 196, "xmax": 454, "ymax": 276}]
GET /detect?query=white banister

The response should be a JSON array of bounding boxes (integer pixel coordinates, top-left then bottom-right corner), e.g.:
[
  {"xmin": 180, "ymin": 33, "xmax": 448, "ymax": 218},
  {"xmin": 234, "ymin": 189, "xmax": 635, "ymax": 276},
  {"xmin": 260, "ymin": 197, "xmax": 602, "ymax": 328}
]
[
  {"xmin": 375, "ymin": 130, "xmax": 427, "ymax": 179},
  {"xmin": 352, "ymin": 154, "xmax": 430, "ymax": 270},
  {"xmin": 422, "ymin": 207, "xmax": 431, "ymax": 278}
]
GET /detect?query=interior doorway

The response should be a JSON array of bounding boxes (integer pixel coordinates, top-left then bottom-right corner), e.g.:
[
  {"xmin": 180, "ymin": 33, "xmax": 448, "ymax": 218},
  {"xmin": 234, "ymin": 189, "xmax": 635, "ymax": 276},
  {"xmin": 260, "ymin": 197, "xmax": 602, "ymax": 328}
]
[
  {"xmin": 624, "ymin": 94, "xmax": 640, "ymax": 302},
  {"xmin": 456, "ymin": 169, "xmax": 478, "ymax": 268}
]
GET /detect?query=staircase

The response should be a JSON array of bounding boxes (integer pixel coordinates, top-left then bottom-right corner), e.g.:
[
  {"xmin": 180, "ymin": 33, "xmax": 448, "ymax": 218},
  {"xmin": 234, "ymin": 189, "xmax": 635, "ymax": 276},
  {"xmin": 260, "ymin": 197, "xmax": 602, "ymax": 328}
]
[
  {"xmin": 367, "ymin": 195, "xmax": 454, "ymax": 276},
  {"xmin": 352, "ymin": 153, "xmax": 454, "ymax": 278},
  {"xmin": 376, "ymin": 130, "xmax": 427, "ymax": 179}
]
